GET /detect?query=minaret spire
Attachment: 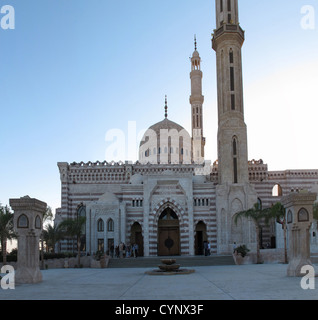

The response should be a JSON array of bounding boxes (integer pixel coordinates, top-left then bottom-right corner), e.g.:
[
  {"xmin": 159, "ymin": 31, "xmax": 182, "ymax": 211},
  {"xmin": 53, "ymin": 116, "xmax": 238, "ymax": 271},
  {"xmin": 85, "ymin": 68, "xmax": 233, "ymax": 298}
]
[
  {"xmin": 190, "ymin": 38, "xmax": 205, "ymax": 164},
  {"xmin": 164, "ymin": 95, "xmax": 168, "ymax": 119}
]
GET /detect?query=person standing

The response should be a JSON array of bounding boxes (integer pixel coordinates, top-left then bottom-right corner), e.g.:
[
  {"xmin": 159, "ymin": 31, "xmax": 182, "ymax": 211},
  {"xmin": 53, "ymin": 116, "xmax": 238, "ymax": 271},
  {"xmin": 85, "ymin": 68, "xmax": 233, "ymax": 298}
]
[
  {"xmin": 204, "ymin": 241, "xmax": 208, "ymax": 256},
  {"xmin": 207, "ymin": 242, "xmax": 211, "ymax": 256},
  {"xmin": 135, "ymin": 243, "xmax": 139, "ymax": 258},
  {"xmin": 119, "ymin": 242, "xmax": 124, "ymax": 258}
]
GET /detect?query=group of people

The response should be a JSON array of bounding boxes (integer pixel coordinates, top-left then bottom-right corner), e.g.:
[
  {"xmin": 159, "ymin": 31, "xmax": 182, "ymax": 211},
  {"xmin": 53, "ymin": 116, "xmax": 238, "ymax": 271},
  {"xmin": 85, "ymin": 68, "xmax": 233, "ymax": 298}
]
[{"xmin": 109, "ymin": 242, "xmax": 139, "ymax": 258}]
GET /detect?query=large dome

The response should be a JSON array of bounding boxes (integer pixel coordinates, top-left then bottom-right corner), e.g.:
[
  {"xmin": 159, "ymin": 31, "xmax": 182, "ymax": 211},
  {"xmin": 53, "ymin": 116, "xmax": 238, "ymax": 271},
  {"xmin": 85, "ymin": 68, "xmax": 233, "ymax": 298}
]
[
  {"xmin": 140, "ymin": 118, "xmax": 186, "ymax": 147},
  {"xmin": 139, "ymin": 117, "xmax": 192, "ymax": 164}
]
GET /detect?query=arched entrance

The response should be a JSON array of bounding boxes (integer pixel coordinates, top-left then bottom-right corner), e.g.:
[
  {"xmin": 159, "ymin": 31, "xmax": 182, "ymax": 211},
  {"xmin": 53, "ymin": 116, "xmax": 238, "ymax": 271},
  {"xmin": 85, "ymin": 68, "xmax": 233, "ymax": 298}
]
[
  {"xmin": 195, "ymin": 221, "xmax": 207, "ymax": 255},
  {"xmin": 158, "ymin": 207, "xmax": 180, "ymax": 256},
  {"xmin": 130, "ymin": 222, "xmax": 144, "ymax": 257}
]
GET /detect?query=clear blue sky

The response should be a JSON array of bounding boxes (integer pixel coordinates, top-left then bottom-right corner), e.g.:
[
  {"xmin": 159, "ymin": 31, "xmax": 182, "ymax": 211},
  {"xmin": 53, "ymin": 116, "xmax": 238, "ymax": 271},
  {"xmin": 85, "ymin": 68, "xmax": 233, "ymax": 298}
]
[{"xmin": 1, "ymin": 0, "xmax": 318, "ymax": 215}]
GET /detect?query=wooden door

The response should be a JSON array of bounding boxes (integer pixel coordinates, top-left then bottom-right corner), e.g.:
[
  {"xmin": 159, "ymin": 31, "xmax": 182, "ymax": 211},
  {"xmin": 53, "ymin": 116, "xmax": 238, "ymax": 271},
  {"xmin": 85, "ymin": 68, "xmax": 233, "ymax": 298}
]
[{"xmin": 158, "ymin": 227, "xmax": 180, "ymax": 256}]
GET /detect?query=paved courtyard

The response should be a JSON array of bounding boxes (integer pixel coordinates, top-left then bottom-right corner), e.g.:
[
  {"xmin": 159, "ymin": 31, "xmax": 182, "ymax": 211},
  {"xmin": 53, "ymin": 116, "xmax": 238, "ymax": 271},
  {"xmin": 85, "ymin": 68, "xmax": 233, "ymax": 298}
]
[{"xmin": 0, "ymin": 263, "xmax": 318, "ymax": 300}]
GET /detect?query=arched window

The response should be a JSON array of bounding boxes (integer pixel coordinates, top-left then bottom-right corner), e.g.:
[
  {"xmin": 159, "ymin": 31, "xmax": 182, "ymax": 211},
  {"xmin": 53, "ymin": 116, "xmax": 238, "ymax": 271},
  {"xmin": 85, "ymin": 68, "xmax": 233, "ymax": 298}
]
[
  {"xmin": 17, "ymin": 214, "xmax": 29, "ymax": 228},
  {"xmin": 272, "ymin": 184, "xmax": 283, "ymax": 197},
  {"xmin": 35, "ymin": 215, "xmax": 41, "ymax": 229},
  {"xmin": 107, "ymin": 219, "xmax": 114, "ymax": 232},
  {"xmin": 298, "ymin": 208, "xmax": 309, "ymax": 222},
  {"xmin": 77, "ymin": 204, "xmax": 86, "ymax": 218},
  {"xmin": 97, "ymin": 219, "xmax": 104, "ymax": 232}
]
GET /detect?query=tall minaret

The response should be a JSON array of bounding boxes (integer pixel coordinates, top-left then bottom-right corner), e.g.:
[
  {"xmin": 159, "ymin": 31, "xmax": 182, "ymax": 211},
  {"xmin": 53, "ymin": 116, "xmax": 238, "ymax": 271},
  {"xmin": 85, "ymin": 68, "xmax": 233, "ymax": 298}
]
[
  {"xmin": 212, "ymin": 0, "xmax": 257, "ymax": 255},
  {"xmin": 190, "ymin": 36, "xmax": 205, "ymax": 164},
  {"xmin": 212, "ymin": 0, "xmax": 248, "ymax": 184}
]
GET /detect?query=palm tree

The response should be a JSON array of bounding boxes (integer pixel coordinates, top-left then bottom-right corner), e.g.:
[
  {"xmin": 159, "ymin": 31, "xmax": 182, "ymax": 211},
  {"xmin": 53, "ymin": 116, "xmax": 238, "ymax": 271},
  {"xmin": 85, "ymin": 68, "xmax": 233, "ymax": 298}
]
[
  {"xmin": 234, "ymin": 202, "xmax": 267, "ymax": 264},
  {"xmin": 264, "ymin": 202, "xmax": 288, "ymax": 264},
  {"xmin": 59, "ymin": 216, "xmax": 86, "ymax": 267},
  {"xmin": 42, "ymin": 224, "xmax": 63, "ymax": 254},
  {"xmin": 40, "ymin": 206, "xmax": 53, "ymax": 269},
  {"xmin": 0, "ymin": 205, "xmax": 15, "ymax": 265}
]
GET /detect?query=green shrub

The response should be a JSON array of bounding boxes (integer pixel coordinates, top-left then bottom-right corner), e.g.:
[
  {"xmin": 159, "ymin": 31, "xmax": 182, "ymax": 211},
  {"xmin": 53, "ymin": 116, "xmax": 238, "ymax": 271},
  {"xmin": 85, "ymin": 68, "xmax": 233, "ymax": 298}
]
[{"xmin": 235, "ymin": 245, "xmax": 250, "ymax": 258}]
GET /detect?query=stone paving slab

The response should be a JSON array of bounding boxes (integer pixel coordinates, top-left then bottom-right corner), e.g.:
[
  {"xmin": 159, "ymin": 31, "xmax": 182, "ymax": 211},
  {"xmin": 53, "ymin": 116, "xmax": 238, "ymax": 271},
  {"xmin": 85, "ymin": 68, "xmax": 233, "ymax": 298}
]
[{"xmin": 0, "ymin": 264, "xmax": 318, "ymax": 300}]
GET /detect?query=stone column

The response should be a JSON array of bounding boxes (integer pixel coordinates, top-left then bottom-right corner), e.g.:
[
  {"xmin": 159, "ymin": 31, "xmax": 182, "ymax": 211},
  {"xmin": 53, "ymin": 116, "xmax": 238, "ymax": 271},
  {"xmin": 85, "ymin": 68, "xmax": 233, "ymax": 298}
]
[
  {"xmin": 9, "ymin": 196, "xmax": 46, "ymax": 284},
  {"xmin": 120, "ymin": 202, "xmax": 126, "ymax": 244},
  {"xmin": 282, "ymin": 192, "xmax": 317, "ymax": 277}
]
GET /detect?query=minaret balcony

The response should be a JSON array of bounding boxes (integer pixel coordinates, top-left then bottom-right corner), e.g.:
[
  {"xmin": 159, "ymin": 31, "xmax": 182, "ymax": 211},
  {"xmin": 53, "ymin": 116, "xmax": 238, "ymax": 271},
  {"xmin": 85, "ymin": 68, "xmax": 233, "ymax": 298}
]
[
  {"xmin": 212, "ymin": 23, "xmax": 245, "ymax": 49},
  {"xmin": 190, "ymin": 95, "xmax": 204, "ymax": 105}
]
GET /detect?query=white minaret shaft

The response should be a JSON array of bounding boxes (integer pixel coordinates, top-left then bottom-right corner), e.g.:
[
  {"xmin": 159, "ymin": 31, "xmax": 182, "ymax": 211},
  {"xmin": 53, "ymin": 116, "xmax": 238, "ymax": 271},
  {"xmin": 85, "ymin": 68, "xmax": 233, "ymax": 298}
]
[
  {"xmin": 212, "ymin": 0, "xmax": 249, "ymax": 184},
  {"xmin": 190, "ymin": 36, "xmax": 205, "ymax": 164}
]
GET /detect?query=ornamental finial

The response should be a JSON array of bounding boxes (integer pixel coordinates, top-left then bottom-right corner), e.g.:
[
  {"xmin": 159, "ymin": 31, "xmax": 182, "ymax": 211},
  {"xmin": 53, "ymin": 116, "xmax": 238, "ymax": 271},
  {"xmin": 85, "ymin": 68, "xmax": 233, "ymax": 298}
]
[{"xmin": 164, "ymin": 95, "xmax": 168, "ymax": 119}]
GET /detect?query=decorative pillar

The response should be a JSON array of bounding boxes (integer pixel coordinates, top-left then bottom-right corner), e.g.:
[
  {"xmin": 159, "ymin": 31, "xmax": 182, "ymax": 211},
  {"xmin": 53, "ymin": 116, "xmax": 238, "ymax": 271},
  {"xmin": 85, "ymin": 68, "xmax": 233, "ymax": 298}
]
[
  {"xmin": 282, "ymin": 192, "xmax": 317, "ymax": 277},
  {"xmin": 120, "ymin": 202, "xmax": 126, "ymax": 244},
  {"xmin": 9, "ymin": 196, "xmax": 46, "ymax": 284}
]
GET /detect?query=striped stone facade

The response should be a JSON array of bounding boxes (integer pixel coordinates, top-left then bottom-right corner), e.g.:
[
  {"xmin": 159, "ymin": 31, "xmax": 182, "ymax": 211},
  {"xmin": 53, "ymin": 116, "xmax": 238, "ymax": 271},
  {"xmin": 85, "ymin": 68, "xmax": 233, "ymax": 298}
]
[{"xmin": 55, "ymin": 160, "xmax": 318, "ymax": 256}]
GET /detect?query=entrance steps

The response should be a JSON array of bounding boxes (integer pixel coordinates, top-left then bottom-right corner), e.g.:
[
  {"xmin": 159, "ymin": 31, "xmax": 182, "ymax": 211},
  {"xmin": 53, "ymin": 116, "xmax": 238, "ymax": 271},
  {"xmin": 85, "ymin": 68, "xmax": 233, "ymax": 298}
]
[{"xmin": 108, "ymin": 255, "xmax": 235, "ymax": 268}]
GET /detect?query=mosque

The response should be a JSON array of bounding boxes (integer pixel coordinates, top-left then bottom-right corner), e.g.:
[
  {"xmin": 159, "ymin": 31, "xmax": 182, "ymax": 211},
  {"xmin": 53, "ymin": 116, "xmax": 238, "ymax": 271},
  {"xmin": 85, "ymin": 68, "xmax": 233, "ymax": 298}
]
[{"xmin": 55, "ymin": 0, "xmax": 318, "ymax": 256}]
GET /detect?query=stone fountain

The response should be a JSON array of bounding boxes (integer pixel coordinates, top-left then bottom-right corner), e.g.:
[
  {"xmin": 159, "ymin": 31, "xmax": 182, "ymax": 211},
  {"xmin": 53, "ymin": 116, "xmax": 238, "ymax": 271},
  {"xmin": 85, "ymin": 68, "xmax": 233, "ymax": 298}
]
[{"xmin": 146, "ymin": 259, "xmax": 195, "ymax": 275}]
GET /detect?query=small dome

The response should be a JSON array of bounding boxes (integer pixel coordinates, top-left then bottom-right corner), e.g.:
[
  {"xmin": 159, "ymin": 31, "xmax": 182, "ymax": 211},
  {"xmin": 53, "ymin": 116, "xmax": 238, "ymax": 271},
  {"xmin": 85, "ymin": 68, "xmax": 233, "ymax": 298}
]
[{"xmin": 192, "ymin": 50, "xmax": 200, "ymax": 58}]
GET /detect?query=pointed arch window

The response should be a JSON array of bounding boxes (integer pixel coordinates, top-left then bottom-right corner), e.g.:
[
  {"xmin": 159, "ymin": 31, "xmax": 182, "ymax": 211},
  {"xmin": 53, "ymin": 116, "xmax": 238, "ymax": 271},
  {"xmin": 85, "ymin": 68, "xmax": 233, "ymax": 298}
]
[
  {"xmin": 107, "ymin": 219, "xmax": 114, "ymax": 232},
  {"xmin": 17, "ymin": 214, "xmax": 29, "ymax": 228},
  {"xmin": 97, "ymin": 219, "xmax": 104, "ymax": 232},
  {"xmin": 77, "ymin": 204, "xmax": 86, "ymax": 218}
]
